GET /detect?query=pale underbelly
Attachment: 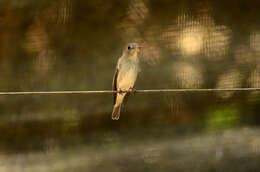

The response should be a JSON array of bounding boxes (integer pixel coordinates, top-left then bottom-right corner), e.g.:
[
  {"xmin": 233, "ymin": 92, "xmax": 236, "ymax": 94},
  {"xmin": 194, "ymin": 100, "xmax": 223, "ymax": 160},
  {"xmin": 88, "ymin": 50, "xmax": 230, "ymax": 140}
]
[{"xmin": 118, "ymin": 69, "xmax": 138, "ymax": 90}]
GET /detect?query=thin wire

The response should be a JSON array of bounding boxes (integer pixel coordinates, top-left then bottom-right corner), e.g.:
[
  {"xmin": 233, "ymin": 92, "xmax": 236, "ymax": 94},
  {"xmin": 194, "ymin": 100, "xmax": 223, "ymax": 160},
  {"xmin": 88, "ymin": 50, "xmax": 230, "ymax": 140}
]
[{"xmin": 0, "ymin": 88, "xmax": 259, "ymax": 95}]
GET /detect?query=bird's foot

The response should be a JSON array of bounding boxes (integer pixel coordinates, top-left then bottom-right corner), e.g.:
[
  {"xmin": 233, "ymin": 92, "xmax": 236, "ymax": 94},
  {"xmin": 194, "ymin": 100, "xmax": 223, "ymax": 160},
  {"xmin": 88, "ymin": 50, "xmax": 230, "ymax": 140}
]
[
  {"xmin": 118, "ymin": 89, "xmax": 124, "ymax": 94},
  {"xmin": 129, "ymin": 87, "xmax": 137, "ymax": 94}
]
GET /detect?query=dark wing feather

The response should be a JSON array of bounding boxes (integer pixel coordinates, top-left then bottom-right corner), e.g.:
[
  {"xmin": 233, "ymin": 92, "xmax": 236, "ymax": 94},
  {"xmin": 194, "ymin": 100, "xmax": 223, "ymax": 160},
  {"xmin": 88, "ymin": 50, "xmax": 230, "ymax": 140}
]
[{"xmin": 112, "ymin": 68, "xmax": 119, "ymax": 105}]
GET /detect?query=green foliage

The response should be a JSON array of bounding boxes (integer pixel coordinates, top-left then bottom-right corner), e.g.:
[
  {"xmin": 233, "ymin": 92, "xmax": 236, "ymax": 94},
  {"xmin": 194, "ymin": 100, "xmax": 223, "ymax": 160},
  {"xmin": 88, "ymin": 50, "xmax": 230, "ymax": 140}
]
[{"xmin": 206, "ymin": 104, "xmax": 241, "ymax": 130}]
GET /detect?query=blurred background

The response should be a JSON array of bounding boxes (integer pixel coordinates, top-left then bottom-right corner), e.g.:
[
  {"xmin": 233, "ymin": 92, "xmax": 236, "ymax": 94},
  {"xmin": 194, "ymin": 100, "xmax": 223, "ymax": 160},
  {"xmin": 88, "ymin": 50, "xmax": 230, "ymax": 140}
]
[{"xmin": 1, "ymin": 0, "xmax": 260, "ymax": 171}]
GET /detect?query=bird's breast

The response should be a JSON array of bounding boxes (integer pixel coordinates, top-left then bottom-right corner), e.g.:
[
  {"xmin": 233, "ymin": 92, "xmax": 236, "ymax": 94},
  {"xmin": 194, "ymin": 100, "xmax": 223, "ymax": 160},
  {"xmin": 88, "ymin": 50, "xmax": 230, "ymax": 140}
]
[{"xmin": 118, "ymin": 62, "xmax": 139, "ymax": 90}]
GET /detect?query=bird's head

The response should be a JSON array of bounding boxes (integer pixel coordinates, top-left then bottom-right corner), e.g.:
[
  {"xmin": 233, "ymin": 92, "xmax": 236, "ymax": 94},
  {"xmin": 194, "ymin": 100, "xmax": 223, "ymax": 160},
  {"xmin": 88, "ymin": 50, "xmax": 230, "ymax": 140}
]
[{"xmin": 124, "ymin": 43, "xmax": 142, "ymax": 59}]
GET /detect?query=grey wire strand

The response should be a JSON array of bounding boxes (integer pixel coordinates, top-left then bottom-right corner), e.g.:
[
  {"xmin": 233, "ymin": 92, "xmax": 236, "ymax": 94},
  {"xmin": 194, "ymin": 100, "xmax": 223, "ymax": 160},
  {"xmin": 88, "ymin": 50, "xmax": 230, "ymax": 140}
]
[{"xmin": 0, "ymin": 88, "xmax": 259, "ymax": 95}]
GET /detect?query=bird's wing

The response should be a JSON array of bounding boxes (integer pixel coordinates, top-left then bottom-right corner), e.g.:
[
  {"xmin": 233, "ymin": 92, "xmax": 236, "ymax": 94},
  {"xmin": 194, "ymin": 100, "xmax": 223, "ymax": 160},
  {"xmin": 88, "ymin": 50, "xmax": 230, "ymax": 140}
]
[{"xmin": 112, "ymin": 68, "xmax": 119, "ymax": 105}]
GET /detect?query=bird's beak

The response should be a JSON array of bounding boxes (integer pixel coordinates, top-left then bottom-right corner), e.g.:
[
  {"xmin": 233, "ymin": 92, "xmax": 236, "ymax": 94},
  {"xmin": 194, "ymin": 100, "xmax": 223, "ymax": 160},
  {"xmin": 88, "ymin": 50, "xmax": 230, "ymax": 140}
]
[{"xmin": 135, "ymin": 46, "xmax": 142, "ymax": 52}]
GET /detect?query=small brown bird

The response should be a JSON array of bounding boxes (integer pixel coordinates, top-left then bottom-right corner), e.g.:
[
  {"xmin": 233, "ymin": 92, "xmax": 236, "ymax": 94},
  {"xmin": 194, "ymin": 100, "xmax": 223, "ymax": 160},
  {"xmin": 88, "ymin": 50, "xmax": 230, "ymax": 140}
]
[{"xmin": 112, "ymin": 43, "xmax": 141, "ymax": 120}]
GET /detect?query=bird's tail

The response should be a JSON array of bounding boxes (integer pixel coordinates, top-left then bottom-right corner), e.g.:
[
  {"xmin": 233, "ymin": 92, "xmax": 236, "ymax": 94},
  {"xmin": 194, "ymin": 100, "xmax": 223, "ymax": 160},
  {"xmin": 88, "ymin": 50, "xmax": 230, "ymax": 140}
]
[{"xmin": 112, "ymin": 104, "xmax": 121, "ymax": 120}]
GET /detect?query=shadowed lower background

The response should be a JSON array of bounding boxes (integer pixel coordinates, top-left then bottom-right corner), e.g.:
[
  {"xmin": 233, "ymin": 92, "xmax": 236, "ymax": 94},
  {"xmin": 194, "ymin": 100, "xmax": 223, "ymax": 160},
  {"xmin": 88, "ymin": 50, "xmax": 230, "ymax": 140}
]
[{"xmin": 1, "ymin": 0, "xmax": 260, "ymax": 171}]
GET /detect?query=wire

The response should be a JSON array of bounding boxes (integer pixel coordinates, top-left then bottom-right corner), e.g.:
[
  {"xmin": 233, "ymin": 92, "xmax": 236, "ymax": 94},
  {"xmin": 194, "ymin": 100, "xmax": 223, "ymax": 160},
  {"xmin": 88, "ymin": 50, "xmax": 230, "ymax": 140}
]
[{"xmin": 0, "ymin": 88, "xmax": 259, "ymax": 95}]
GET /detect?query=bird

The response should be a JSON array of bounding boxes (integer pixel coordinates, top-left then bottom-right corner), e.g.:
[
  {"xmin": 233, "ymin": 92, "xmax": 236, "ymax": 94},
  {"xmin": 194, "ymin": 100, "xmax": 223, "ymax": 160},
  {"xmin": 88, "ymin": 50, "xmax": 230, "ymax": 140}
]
[{"xmin": 112, "ymin": 43, "xmax": 142, "ymax": 120}]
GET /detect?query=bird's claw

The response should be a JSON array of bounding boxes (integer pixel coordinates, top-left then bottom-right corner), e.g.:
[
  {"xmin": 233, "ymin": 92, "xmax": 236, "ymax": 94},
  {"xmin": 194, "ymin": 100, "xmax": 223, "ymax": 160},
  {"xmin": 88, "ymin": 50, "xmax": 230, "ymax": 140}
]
[
  {"xmin": 118, "ymin": 88, "xmax": 136, "ymax": 94},
  {"xmin": 129, "ymin": 87, "xmax": 137, "ymax": 94},
  {"xmin": 118, "ymin": 89, "xmax": 124, "ymax": 94}
]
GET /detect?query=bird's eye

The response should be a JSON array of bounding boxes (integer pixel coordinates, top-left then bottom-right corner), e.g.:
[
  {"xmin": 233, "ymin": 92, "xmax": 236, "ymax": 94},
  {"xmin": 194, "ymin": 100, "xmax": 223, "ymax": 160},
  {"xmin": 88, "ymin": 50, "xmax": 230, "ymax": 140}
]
[{"xmin": 128, "ymin": 46, "xmax": 131, "ymax": 50}]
